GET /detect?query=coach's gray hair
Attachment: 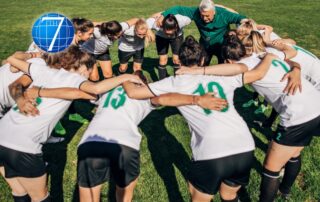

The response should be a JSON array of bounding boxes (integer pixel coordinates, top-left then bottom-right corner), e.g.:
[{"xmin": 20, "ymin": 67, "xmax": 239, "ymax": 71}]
[{"xmin": 199, "ymin": 0, "xmax": 215, "ymax": 11}]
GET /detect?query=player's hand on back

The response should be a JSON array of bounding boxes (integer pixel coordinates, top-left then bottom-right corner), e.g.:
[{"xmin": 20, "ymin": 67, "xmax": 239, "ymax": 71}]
[{"xmin": 196, "ymin": 93, "xmax": 228, "ymax": 111}]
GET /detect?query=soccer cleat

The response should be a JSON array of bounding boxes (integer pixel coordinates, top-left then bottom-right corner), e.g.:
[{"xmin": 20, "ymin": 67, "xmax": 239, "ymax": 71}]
[
  {"xmin": 69, "ymin": 113, "xmax": 89, "ymax": 124},
  {"xmin": 242, "ymin": 99, "xmax": 258, "ymax": 108},
  {"xmin": 54, "ymin": 121, "xmax": 66, "ymax": 135},
  {"xmin": 254, "ymin": 105, "xmax": 268, "ymax": 114}
]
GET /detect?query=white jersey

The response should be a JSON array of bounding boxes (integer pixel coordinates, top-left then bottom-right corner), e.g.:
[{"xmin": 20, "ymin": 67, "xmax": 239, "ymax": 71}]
[
  {"xmin": 289, "ymin": 45, "xmax": 320, "ymax": 89},
  {"xmin": 118, "ymin": 18, "xmax": 155, "ymax": 52},
  {"xmin": 81, "ymin": 22, "xmax": 129, "ymax": 55},
  {"xmin": 258, "ymin": 30, "xmax": 281, "ymax": 41},
  {"xmin": 79, "ymin": 86, "xmax": 153, "ymax": 150},
  {"xmin": 148, "ymin": 75, "xmax": 255, "ymax": 161},
  {"xmin": 239, "ymin": 55, "xmax": 320, "ymax": 127},
  {"xmin": 265, "ymin": 46, "xmax": 320, "ymax": 90},
  {"xmin": 0, "ymin": 63, "xmax": 87, "ymax": 154},
  {"xmin": 150, "ymin": 15, "xmax": 191, "ymax": 39},
  {"xmin": 0, "ymin": 58, "xmax": 46, "ymax": 117}
]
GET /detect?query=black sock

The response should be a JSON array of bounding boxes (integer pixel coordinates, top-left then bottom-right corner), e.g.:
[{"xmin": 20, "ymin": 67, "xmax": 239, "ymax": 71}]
[
  {"xmin": 279, "ymin": 155, "xmax": 301, "ymax": 195},
  {"xmin": 12, "ymin": 194, "xmax": 31, "ymax": 202},
  {"xmin": 173, "ymin": 65, "xmax": 180, "ymax": 76},
  {"xmin": 259, "ymin": 168, "xmax": 280, "ymax": 202},
  {"xmin": 158, "ymin": 65, "xmax": 167, "ymax": 80},
  {"xmin": 221, "ymin": 195, "xmax": 239, "ymax": 202}
]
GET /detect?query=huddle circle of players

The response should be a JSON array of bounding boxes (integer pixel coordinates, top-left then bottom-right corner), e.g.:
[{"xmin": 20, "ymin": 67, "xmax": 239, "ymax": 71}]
[{"xmin": 1, "ymin": 0, "xmax": 320, "ymax": 201}]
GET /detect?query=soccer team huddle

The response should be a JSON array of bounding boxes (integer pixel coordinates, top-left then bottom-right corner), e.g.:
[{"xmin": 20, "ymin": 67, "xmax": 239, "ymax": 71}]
[{"xmin": 0, "ymin": 0, "xmax": 320, "ymax": 201}]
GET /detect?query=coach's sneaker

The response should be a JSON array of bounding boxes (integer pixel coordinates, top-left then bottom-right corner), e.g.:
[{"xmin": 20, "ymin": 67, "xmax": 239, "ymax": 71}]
[
  {"xmin": 54, "ymin": 121, "xmax": 66, "ymax": 135},
  {"xmin": 69, "ymin": 113, "xmax": 89, "ymax": 124},
  {"xmin": 254, "ymin": 104, "xmax": 268, "ymax": 115},
  {"xmin": 242, "ymin": 99, "xmax": 258, "ymax": 108}
]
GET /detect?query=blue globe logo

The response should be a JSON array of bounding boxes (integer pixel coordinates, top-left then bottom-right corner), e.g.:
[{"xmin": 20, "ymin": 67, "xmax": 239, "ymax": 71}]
[{"xmin": 32, "ymin": 13, "xmax": 74, "ymax": 53}]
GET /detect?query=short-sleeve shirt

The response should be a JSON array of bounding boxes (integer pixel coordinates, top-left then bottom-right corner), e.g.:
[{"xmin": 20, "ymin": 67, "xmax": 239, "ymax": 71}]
[
  {"xmin": 239, "ymin": 55, "xmax": 320, "ymax": 127},
  {"xmin": 0, "ymin": 63, "xmax": 87, "ymax": 154},
  {"xmin": 81, "ymin": 22, "xmax": 130, "ymax": 55},
  {"xmin": 148, "ymin": 75, "xmax": 255, "ymax": 161},
  {"xmin": 79, "ymin": 86, "xmax": 153, "ymax": 150}
]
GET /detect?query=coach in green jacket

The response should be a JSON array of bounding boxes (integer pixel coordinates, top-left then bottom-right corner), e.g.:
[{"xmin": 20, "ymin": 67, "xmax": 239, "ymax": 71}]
[{"xmin": 160, "ymin": 0, "xmax": 247, "ymax": 64}]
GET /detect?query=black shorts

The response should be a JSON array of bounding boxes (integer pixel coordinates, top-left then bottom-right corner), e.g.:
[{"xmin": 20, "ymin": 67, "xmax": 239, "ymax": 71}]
[
  {"xmin": 0, "ymin": 145, "xmax": 46, "ymax": 178},
  {"xmin": 77, "ymin": 141, "xmax": 140, "ymax": 188},
  {"xmin": 156, "ymin": 34, "xmax": 183, "ymax": 55},
  {"xmin": 188, "ymin": 151, "xmax": 254, "ymax": 195},
  {"xmin": 118, "ymin": 49, "xmax": 144, "ymax": 64},
  {"xmin": 274, "ymin": 115, "xmax": 320, "ymax": 146},
  {"xmin": 94, "ymin": 49, "xmax": 111, "ymax": 61}
]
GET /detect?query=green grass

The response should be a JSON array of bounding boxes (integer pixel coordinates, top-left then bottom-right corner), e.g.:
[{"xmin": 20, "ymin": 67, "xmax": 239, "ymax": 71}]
[{"xmin": 1, "ymin": 0, "xmax": 320, "ymax": 201}]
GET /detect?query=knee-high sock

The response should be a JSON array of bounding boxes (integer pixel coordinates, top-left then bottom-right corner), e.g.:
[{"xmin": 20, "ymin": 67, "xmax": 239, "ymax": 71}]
[
  {"xmin": 158, "ymin": 65, "xmax": 167, "ymax": 80},
  {"xmin": 259, "ymin": 168, "xmax": 280, "ymax": 202},
  {"xmin": 279, "ymin": 155, "xmax": 301, "ymax": 195}
]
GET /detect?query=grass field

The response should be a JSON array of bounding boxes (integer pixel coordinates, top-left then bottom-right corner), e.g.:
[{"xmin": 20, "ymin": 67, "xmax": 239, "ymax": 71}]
[{"xmin": 0, "ymin": 0, "xmax": 320, "ymax": 201}]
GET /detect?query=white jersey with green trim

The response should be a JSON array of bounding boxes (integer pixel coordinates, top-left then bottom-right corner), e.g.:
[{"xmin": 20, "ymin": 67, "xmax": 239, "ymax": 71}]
[
  {"xmin": 0, "ymin": 58, "xmax": 46, "ymax": 117},
  {"xmin": 79, "ymin": 86, "xmax": 153, "ymax": 151},
  {"xmin": 239, "ymin": 55, "xmax": 320, "ymax": 127},
  {"xmin": 148, "ymin": 75, "xmax": 255, "ymax": 161},
  {"xmin": 289, "ymin": 44, "xmax": 320, "ymax": 89},
  {"xmin": 0, "ymin": 63, "xmax": 87, "ymax": 154}
]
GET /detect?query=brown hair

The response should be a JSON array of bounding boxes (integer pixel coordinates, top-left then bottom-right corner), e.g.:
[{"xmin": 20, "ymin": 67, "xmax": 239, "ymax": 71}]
[
  {"xmin": 99, "ymin": 20, "xmax": 122, "ymax": 37},
  {"xmin": 72, "ymin": 17, "xmax": 94, "ymax": 33},
  {"xmin": 134, "ymin": 18, "xmax": 155, "ymax": 47},
  {"xmin": 42, "ymin": 45, "xmax": 95, "ymax": 71}
]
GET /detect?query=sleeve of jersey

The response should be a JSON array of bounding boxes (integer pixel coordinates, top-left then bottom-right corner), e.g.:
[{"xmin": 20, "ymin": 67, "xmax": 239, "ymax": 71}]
[
  {"xmin": 71, "ymin": 75, "xmax": 88, "ymax": 89},
  {"xmin": 176, "ymin": 14, "xmax": 192, "ymax": 28},
  {"xmin": 147, "ymin": 77, "xmax": 176, "ymax": 96},
  {"xmin": 162, "ymin": 6, "xmax": 197, "ymax": 20},
  {"xmin": 221, "ymin": 8, "xmax": 246, "ymax": 24},
  {"xmin": 266, "ymin": 48, "xmax": 285, "ymax": 60},
  {"xmin": 28, "ymin": 63, "xmax": 49, "ymax": 80},
  {"xmin": 146, "ymin": 17, "xmax": 157, "ymax": 30},
  {"xmin": 120, "ymin": 22, "xmax": 130, "ymax": 32}
]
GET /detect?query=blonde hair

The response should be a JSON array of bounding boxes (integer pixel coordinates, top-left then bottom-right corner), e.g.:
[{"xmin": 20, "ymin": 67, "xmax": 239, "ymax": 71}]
[
  {"xmin": 241, "ymin": 31, "xmax": 266, "ymax": 56},
  {"xmin": 237, "ymin": 19, "xmax": 258, "ymax": 40},
  {"xmin": 134, "ymin": 18, "xmax": 155, "ymax": 47}
]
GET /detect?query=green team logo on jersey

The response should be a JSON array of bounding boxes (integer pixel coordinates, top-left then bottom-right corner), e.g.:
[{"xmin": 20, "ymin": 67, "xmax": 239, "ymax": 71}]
[
  {"xmin": 13, "ymin": 97, "xmax": 42, "ymax": 112},
  {"xmin": 103, "ymin": 86, "xmax": 127, "ymax": 110},
  {"xmin": 292, "ymin": 45, "xmax": 317, "ymax": 59},
  {"xmin": 193, "ymin": 82, "xmax": 229, "ymax": 115},
  {"xmin": 272, "ymin": 59, "xmax": 290, "ymax": 73}
]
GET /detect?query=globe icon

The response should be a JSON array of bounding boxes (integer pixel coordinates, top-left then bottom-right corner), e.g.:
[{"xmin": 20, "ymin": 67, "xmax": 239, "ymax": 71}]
[{"xmin": 32, "ymin": 13, "xmax": 74, "ymax": 53}]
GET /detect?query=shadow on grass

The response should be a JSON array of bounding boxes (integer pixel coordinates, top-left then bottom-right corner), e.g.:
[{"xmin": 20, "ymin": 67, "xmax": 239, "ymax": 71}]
[
  {"xmin": 42, "ymin": 100, "xmax": 94, "ymax": 202},
  {"xmin": 140, "ymin": 107, "xmax": 191, "ymax": 202},
  {"xmin": 234, "ymin": 87, "xmax": 276, "ymax": 202}
]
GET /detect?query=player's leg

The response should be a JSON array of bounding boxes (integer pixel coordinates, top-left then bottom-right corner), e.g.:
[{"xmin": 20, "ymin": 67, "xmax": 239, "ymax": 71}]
[
  {"xmin": 170, "ymin": 34, "xmax": 184, "ymax": 75},
  {"xmin": 132, "ymin": 48, "xmax": 144, "ymax": 72},
  {"xmin": 119, "ymin": 50, "xmax": 134, "ymax": 73},
  {"xmin": 156, "ymin": 35, "xmax": 169, "ymax": 80}
]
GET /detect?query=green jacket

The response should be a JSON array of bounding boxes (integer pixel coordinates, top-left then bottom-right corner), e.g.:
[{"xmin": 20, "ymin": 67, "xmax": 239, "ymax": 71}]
[{"xmin": 162, "ymin": 6, "xmax": 246, "ymax": 48}]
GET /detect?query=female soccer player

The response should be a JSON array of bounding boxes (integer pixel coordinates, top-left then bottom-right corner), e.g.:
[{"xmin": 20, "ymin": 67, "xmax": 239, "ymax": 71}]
[
  {"xmin": 150, "ymin": 14, "xmax": 192, "ymax": 79},
  {"xmin": 81, "ymin": 18, "xmax": 138, "ymax": 80},
  {"xmin": 117, "ymin": 18, "xmax": 155, "ymax": 73},
  {"xmin": 120, "ymin": 35, "xmax": 279, "ymax": 202},
  {"xmin": 0, "ymin": 46, "xmax": 143, "ymax": 202},
  {"xmin": 178, "ymin": 34, "xmax": 320, "ymax": 201},
  {"xmin": 23, "ymin": 72, "xmax": 228, "ymax": 202}
]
